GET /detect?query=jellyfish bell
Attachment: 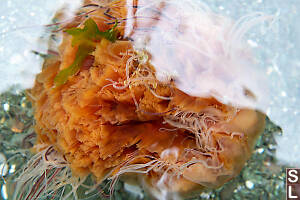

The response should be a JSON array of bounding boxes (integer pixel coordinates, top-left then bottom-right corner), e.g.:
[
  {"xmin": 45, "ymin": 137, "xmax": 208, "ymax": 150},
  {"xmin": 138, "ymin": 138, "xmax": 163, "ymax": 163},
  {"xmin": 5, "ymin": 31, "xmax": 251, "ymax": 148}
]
[
  {"xmin": 127, "ymin": 0, "xmax": 269, "ymax": 112},
  {"xmin": 20, "ymin": 0, "xmax": 269, "ymax": 199}
]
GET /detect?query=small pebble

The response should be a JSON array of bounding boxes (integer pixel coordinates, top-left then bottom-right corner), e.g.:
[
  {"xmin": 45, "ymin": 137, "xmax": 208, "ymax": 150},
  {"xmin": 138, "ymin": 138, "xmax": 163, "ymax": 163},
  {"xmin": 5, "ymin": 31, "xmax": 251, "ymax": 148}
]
[
  {"xmin": 245, "ymin": 180, "xmax": 254, "ymax": 190},
  {"xmin": 3, "ymin": 103, "xmax": 9, "ymax": 111},
  {"xmin": 0, "ymin": 153, "xmax": 8, "ymax": 176},
  {"xmin": 256, "ymin": 148, "xmax": 264, "ymax": 154}
]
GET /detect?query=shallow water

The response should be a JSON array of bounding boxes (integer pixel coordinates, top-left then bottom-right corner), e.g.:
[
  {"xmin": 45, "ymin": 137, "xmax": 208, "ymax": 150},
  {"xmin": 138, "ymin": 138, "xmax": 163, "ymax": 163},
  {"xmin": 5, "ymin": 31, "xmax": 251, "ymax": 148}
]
[{"xmin": 0, "ymin": 0, "xmax": 299, "ymax": 199}]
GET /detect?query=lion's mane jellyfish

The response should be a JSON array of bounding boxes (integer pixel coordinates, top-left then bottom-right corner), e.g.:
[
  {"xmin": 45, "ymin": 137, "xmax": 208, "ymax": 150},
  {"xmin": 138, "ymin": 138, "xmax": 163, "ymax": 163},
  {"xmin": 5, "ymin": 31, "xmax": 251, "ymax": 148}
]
[{"xmin": 17, "ymin": 0, "xmax": 268, "ymax": 199}]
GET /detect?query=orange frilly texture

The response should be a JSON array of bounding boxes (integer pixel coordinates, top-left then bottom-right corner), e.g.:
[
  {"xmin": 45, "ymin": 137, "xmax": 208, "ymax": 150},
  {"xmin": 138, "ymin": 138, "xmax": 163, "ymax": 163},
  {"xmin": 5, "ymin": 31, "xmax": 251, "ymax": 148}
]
[{"xmin": 29, "ymin": 0, "xmax": 266, "ymax": 198}]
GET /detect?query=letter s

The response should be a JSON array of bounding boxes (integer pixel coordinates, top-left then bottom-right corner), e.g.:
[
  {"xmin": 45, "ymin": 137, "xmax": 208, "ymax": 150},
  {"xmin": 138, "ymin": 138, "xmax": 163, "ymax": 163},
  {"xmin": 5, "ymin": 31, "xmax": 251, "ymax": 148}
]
[{"xmin": 288, "ymin": 170, "xmax": 299, "ymax": 183}]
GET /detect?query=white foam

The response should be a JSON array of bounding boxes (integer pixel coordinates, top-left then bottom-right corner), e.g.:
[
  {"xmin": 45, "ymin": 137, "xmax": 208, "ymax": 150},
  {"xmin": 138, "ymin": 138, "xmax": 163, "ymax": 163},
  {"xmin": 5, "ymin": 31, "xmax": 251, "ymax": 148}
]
[{"xmin": 0, "ymin": 0, "xmax": 81, "ymax": 93}]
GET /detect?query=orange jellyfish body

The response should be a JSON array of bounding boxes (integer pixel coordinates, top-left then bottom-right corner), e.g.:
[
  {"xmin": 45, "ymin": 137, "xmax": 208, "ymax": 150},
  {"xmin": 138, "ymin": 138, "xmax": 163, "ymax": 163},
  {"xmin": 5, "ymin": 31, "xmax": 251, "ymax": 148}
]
[{"xmin": 30, "ymin": 0, "xmax": 266, "ymax": 198}]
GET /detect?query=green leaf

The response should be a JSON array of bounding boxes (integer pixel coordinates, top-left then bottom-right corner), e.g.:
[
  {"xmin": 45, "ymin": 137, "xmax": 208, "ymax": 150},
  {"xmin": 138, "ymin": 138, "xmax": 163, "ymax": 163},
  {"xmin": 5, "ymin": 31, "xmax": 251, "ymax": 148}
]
[
  {"xmin": 65, "ymin": 18, "xmax": 100, "ymax": 46},
  {"xmin": 54, "ymin": 18, "xmax": 119, "ymax": 86},
  {"xmin": 65, "ymin": 18, "xmax": 118, "ymax": 45},
  {"xmin": 54, "ymin": 45, "xmax": 95, "ymax": 86}
]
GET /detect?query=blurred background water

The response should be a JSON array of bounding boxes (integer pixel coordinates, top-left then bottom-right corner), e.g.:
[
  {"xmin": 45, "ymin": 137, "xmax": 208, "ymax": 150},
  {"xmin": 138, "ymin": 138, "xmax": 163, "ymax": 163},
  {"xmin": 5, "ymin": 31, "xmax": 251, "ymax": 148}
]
[{"xmin": 0, "ymin": 0, "xmax": 299, "ymax": 199}]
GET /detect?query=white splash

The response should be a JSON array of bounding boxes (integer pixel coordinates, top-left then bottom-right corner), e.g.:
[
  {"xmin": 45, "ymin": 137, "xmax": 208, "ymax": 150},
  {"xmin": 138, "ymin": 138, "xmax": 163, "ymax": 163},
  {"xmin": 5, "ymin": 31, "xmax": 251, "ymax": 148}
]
[{"xmin": 0, "ymin": 0, "xmax": 81, "ymax": 93}]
